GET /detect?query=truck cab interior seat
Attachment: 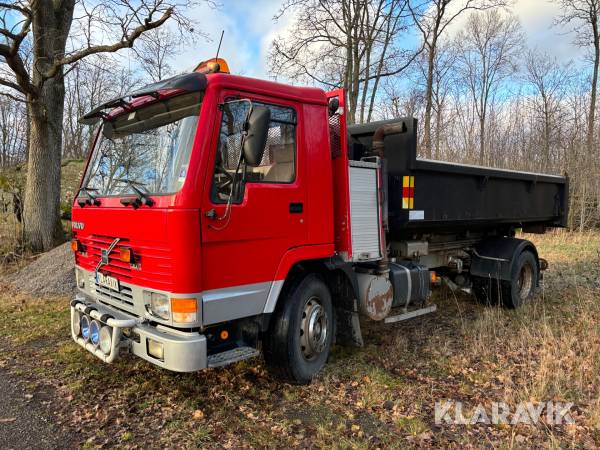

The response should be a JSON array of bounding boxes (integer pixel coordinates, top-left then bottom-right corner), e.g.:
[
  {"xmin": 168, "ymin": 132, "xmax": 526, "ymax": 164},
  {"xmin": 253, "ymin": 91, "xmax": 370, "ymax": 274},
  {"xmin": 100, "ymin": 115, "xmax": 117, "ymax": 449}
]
[{"xmin": 263, "ymin": 144, "xmax": 295, "ymax": 182}]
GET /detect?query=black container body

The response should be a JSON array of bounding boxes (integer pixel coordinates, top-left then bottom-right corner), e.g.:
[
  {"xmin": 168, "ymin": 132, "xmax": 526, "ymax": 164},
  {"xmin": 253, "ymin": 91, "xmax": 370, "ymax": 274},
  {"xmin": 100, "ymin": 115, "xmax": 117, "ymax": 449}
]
[{"xmin": 348, "ymin": 118, "xmax": 568, "ymax": 240}]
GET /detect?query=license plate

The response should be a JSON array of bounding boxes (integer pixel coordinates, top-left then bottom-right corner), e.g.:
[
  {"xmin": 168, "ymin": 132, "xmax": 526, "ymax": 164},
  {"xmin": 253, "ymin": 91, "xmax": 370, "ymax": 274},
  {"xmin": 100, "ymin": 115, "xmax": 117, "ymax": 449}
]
[{"xmin": 96, "ymin": 273, "xmax": 119, "ymax": 291}]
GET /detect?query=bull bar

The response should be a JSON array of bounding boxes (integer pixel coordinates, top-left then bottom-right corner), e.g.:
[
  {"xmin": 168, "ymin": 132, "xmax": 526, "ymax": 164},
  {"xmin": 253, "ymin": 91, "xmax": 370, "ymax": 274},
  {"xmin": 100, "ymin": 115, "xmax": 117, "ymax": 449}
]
[{"xmin": 70, "ymin": 294, "xmax": 208, "ymax": 372}]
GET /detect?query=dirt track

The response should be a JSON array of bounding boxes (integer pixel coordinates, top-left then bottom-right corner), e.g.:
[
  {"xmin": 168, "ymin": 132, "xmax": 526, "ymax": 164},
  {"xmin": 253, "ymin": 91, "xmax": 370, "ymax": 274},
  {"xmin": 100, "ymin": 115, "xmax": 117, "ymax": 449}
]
[{"xmin": 0, "ymin": 369, "xmax": 73, "ymax": 450}]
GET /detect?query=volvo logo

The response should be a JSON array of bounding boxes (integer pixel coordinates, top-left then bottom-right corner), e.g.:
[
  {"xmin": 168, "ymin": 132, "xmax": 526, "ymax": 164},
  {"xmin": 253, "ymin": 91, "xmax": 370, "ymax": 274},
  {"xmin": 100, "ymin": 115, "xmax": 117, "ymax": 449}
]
[
  {"xmin": 101, "ymin": 249, "xmax": 109, "ymax": 265},
  {"xmin": 95, "ymin": 237, "xmax": 120, "ymax": 277}
]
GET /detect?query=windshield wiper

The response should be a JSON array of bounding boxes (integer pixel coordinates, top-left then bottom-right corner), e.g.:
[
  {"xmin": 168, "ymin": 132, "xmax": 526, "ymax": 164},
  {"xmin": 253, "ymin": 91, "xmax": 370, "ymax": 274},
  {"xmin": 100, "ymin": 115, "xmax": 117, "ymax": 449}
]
[
  {"xmin": 77, "ymin": 186, "xmax": 101, "ymax": 207},
  {"xmin": 116, "ymin": 178, "xmax": 154, "ymax": 208}
]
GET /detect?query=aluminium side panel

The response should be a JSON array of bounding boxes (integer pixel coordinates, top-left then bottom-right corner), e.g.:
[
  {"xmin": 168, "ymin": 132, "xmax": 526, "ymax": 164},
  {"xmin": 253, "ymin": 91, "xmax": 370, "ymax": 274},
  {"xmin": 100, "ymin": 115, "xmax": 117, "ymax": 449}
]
[{"xmin": 348, "ymin": 161, "xmax": 382, "ymax": 261}]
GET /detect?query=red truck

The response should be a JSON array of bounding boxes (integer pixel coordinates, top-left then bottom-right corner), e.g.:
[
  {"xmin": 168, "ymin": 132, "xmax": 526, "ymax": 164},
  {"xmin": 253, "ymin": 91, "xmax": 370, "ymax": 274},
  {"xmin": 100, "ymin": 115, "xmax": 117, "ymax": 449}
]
[{"xmin": 70, "ymin": 59, "xmax": 567, "ymax": 384}]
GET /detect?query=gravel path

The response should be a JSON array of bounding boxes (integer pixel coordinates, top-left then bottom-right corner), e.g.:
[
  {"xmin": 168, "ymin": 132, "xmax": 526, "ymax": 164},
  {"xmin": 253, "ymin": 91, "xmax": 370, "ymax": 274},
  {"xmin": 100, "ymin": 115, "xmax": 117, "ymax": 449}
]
[{"xmin": 0, "ymin": 369, "xmax": 73, "ymax": 450}]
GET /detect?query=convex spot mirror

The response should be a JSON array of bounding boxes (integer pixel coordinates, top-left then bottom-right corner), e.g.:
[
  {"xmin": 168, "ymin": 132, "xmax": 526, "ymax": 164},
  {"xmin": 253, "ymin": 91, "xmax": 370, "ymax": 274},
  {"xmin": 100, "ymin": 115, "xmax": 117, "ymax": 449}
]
[{"xmin": 242, "ymin": 105, "xmax": 270, "ymax": 167}]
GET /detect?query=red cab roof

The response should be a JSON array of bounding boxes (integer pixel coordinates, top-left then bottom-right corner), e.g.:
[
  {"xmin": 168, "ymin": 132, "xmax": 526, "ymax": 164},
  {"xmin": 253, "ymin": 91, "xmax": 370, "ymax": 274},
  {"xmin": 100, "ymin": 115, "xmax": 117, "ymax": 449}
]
[{"xmin": 205, "ymin": 73, "xmax": 329, "ymax": 106}]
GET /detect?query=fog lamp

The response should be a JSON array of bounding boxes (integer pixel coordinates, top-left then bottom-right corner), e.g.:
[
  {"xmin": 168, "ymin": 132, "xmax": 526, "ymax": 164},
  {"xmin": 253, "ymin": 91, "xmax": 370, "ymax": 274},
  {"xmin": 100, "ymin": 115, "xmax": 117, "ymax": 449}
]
[
  {"xmin": 72, "ymin": 311, "xmax": 81, "ymax": 336},
  {"xmin": 144, "ymin": 291, "xmax": 170, "ymax": 320},
  {"xmin": 90, "ymin": 320, "xmax": 100, "ymax": 346},
  {"xmin": 80, "ymin": 315, "xmax": 90, "ymax": 341},
  {"xmin": 99, "ymin": 326, "xmax": 112, "ymax": 354},
  {"xmin": 147, "ymin": 339, "xmax": 164, "ymax": 360}
]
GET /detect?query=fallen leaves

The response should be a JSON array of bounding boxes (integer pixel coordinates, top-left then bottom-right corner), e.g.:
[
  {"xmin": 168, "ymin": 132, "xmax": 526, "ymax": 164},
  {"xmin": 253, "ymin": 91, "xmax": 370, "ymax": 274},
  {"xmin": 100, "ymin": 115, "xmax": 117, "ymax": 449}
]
[{"xmin": 0, "ymin": 232, "xmax": 598, "ymax": 449}]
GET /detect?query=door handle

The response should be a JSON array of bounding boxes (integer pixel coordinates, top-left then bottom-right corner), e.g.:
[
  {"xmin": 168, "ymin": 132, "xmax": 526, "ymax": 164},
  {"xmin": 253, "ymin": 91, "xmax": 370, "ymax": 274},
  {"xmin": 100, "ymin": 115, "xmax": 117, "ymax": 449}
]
[{"xmin": 289, "ymin": 202, "xmax": 303, "ymax": 214}]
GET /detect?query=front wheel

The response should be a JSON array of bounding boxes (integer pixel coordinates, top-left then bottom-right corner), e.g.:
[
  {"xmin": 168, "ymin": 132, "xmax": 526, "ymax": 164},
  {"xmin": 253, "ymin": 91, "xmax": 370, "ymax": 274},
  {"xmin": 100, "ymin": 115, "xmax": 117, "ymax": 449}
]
[{"xmin": 263, "ymin": 274, "xmax": 333, "ymax": 384}]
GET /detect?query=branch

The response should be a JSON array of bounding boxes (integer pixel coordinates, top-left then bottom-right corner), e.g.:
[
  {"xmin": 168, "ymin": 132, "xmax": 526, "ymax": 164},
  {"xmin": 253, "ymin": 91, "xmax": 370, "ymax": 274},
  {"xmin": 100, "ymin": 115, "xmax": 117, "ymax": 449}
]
[
  {"xmin": 0, "ymin": 1, "xmax": 31, "ymax": 17},
  {"xmin": 42, "ymin": 7, "xmax": 173, "ymax": 81},
  {"xmin": 0, "ymin": 90, "xmax": 26, "ymax": 103},
  {"xmin": 0, "ymin": 44, "xmax": 35, "ymax": 95},
  {"xmin": 0, "ymin": 76, "xmax": 23, "ymax": 93},
  {"xmin": 359, "ymin": 43, "xmax": 425, "ymax": 82}
]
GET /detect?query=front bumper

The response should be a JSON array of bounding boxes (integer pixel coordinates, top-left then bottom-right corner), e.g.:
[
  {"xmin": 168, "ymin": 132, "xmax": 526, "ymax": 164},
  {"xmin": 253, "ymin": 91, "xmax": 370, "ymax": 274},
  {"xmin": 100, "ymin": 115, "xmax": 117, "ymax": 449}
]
[{"xmin": 71, "ymin": 295, "xmax": 207, "ymax": 372}]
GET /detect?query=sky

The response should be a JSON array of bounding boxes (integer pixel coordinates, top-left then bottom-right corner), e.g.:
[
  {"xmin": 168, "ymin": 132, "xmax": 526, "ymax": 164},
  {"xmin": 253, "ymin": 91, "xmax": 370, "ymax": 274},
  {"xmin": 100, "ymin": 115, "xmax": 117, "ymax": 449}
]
[
  {"xmin": 171, "ymin": 0, "xmax": 587, "ymax": 82},
  {"xmin": 172, "ymin": 0, "xmax": 293, "ymax": 80}
]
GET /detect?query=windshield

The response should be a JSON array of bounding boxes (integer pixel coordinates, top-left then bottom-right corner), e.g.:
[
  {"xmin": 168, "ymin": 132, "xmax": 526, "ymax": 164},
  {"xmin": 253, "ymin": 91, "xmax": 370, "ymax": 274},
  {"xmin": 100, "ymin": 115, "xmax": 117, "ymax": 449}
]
[{"xmin": 81, "ymin": 92, "xmax": 202, "ymax": 197}]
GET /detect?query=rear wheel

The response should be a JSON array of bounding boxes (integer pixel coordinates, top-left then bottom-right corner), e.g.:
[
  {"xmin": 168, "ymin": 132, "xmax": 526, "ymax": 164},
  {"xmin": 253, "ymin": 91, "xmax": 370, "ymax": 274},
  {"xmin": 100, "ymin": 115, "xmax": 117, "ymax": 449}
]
[
  {"xmin": 472, "ymin": 249, "xmax": 538, "ymax": 308},
  {"xmin": 263, "ymin": 273, "xmax": 333, "ymax": 384}
]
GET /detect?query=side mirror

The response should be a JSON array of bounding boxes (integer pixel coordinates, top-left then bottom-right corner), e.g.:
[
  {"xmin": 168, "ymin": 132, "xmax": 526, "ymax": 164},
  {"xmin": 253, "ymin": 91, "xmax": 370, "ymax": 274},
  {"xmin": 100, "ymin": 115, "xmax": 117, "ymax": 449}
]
[{"xmin": 242, "ymin": 106, "xmax": 271, "ymax": 167}]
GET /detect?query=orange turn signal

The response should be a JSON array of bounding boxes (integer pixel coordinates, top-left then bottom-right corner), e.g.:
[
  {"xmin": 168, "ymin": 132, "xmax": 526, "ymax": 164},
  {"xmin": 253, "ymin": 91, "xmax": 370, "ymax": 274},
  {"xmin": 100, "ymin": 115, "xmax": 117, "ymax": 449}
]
[
  {"xmin": 220, "ymin": 330, "xmax": 229, "ymax": 340},
  {"xmin": 170, "ymin": 298, "xmax": 198, "ymax": 324},
  {"xmin": 70, "ymin": 239, "xmax": 80, "ymax": 253},
  {"xmin": 430, "ymin": 271, "xmax": 438, "ymax": 284},
  {"xmin": 119, "ymin": 247, "xmax": 133, "ymax": 263},
  {"xmin": 171, "ymin": 298, "xmax": 197, "ymax": 313}
]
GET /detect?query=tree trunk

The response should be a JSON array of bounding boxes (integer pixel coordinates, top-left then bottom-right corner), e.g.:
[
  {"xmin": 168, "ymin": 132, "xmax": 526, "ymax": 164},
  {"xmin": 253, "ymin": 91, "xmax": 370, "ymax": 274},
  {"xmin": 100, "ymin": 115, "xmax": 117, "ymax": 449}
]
[
  {"xmin": 588, "ymin": 24, "xmax": 599, "ymax": 160},
  {"xmin": 24, "ymin": 81, "xmax": 66, "ymax": 251},
  {"xmin": 479, "ymin": 115, "xmax": 485, "ymax": 165},
  {"xmin": 435, "ymin": 104, "xmax": 442, "ymax": 160},
  {"xmin": 22, "ymin": 0, "xmax": 74, "ymax": 251},
  {"xmin": 423, "ymin": 44, "xmax": 435, "ymax": 158}
]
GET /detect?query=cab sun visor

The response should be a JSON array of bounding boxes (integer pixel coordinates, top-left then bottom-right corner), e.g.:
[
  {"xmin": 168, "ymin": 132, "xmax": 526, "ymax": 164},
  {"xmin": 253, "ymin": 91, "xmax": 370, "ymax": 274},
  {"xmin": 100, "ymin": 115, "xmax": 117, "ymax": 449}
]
[{"xmin": 79, "ymin": 72, "xmax": 208, "ymax": 125}]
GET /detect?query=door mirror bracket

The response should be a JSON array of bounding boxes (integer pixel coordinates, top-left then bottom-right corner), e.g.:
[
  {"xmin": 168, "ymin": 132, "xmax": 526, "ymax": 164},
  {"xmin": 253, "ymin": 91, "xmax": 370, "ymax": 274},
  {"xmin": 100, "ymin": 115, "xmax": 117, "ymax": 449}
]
[{"xmin": 241, "ymin": 105, "xmax": 271, "ymax": 167}]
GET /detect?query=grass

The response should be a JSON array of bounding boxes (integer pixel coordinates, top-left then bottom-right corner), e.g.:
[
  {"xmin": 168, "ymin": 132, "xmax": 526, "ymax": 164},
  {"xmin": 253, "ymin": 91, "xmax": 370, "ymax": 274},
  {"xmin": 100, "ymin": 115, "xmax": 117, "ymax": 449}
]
[{"xmin": 0, "ymin": 231, "xmax": 599, "ymax": 448}]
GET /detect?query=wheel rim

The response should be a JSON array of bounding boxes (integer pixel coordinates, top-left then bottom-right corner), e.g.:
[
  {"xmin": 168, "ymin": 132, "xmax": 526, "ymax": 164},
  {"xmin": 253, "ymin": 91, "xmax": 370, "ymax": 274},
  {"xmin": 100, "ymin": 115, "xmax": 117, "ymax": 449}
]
[
  {"xmin": 517, "ymin": 262, "xmax": 534, "ymax": 301},
  {"xmin": 300, "ymin": 296, "xmax": 328, "ymax": 361}
]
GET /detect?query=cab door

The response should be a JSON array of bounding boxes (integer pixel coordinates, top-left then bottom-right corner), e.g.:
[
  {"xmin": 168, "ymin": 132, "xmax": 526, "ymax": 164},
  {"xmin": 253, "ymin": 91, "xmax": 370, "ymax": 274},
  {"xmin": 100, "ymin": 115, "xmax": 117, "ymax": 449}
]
[{"xmin": 199, "ymin": 93, "xmax": 307, "ymax": 325}]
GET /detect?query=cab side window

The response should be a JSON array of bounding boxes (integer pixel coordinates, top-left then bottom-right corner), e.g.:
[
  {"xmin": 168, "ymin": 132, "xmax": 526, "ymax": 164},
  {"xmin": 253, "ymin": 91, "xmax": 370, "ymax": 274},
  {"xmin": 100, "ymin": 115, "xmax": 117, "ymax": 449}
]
[{"xmin": 211, "ymin": 101, "xmax": 297, "ymax": 203}]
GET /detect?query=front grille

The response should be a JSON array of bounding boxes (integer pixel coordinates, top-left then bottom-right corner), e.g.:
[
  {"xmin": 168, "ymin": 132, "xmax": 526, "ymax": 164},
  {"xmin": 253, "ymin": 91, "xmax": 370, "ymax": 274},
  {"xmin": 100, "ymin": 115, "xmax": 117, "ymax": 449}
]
[
  {"xmin": 83, "ymin": 235, "xmax": 133, "ymax": 281},
  {"xmin": 75, "ymin": 233, "xmax": 174, "ymax": 291},
  {"xmin": 91, "ymin": 275, "xmax": 135, "ymax": 311}
]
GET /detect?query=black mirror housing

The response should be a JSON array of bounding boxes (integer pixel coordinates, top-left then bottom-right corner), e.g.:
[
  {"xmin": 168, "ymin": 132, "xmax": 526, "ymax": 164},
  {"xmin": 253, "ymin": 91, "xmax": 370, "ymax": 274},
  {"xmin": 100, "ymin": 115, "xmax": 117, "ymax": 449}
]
[{"xmin": 243, "ymin": 106, "xmax": 271, "ymax": 167}]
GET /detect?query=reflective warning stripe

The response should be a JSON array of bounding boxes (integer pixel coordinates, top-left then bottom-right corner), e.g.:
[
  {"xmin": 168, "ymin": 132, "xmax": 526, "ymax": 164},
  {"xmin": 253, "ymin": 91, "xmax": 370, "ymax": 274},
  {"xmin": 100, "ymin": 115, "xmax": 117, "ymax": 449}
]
[{"xmin": 402, "ymin": 176, "xmax": 415, "ymax": 209}]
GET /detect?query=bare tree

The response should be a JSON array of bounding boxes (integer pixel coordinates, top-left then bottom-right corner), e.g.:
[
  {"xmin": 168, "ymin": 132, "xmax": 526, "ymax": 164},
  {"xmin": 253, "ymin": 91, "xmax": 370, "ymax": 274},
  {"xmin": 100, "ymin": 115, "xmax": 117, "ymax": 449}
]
[
  {"xmin": 412, "ymin": 41, "xmax": 459, "ymax": 159},
  {"xmin": 0, "ymin": 97, "xmax": 27, "ymax": 167},
  {"xmin": 270, "ymin": 0, "xmax": 421, "ymax": 124},
  {"xmin": 523, "ymin": 51, "xmax": 571, "ymax": 172},
  {"xmin": 409, "ymin": 0, "xmax": 506, "ymax": 158},
  {"xmin": 134, "ymin": 27, "xmax": 185, "ymax": 82},
  {"xmin": 456, "ymin": 10, "xmax": 523, "ymax": 164},
  {"xmin": 62, "ymin": 56, "xmax": 142, "ymax": 160},
  {"xmin": 0, "ymin": 0, "xmax": 197, "ymax": 251},
  {"xmin": 555, "ymin": 0, "xmax": 600, "ymax": 161}
]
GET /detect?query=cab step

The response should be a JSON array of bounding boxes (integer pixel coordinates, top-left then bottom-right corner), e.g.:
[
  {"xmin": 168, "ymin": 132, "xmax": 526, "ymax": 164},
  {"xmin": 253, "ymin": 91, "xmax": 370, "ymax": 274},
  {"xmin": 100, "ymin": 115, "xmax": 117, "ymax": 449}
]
[
  {"xmin": 207, "ymin": 346, "xmax": 260, "ymax": 368},
  {"xmin": 384, "ymin": 305, "xmax": 437, "ymax": 324}
]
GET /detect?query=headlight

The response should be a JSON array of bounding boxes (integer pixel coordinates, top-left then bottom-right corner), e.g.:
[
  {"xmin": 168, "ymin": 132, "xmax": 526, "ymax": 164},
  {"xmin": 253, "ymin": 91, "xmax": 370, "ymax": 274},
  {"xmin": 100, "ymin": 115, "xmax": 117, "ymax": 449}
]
[
  {"xmin": 72, "ymin": 310, "xmax": 81, "ymax": 336},
  {"xmin": 99, "ymin": 326, "xmax": 112, "ymax": 354},
  {"xmin": 90, "ymin": 320, "xmax": 100, "ymax": 346},
  {"xmin": 81, "ymin": 315, "xmax": 90, "ymax": 341},
  {"xmin": 144, "ymin": 291, "xmax": 170, "ymax": 320}
]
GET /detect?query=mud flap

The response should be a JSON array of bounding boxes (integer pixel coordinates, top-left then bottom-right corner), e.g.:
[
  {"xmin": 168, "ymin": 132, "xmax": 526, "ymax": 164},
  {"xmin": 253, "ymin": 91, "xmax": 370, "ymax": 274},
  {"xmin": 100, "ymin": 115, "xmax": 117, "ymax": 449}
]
[{"xmin": 334, "ymin": 298, "xmax": 364, "ymax": 347}]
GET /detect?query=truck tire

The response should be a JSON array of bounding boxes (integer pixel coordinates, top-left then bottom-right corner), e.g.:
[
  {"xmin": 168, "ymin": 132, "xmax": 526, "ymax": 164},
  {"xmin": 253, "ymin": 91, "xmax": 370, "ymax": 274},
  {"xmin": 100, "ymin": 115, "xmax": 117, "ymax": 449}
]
[
  {"xmin": 263, "ymin": 273, "xmax": 333, "ymax": 384},
  {"xmin": 472, "ymin": 249, "xmax": 538, "ymax": 308}
]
